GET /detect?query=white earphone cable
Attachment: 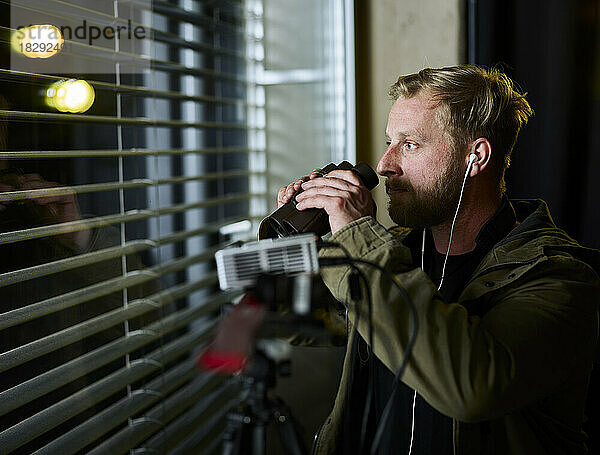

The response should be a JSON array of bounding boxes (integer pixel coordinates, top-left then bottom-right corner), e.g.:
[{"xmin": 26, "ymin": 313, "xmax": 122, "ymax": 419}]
[
  {"xmin": 437, "ymin": 157, "xmax": 476, "ymax": 291},
  {"xmin": 420, "ymin": 228, "xmax": 426, "ymax": 270},
  {"xmin": 409, "ymin": 155, "xmax": 476, "ymax": 454},
  {"xmin": 408, "ymin": 389, "xmax": 417, "ymax": 455},
  {"xmin": 410, "ymin": 229, "xmax": 426, "ymax": 455}
]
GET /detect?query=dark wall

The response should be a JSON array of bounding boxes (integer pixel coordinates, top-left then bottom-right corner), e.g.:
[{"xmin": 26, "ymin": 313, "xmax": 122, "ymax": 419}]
[
  {"xmin": 471, "ymin": 0, "xmax": 600, "ymax": 249},
  {"xmin": 471, "ymin": 0, "xmax": 600, "ymax": 451}
]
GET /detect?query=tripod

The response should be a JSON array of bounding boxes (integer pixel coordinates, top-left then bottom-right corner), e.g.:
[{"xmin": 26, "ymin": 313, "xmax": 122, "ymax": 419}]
[{"xmin": 221, "ymin": 350, "xmax": 307, "ymax": 455}]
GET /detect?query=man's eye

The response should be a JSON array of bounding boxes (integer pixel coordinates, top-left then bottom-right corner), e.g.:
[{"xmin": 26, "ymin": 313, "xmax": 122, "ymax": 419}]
[
  {"xmin": 385, "ymin": 141, "xmax": 391, "ymax": 147},
  {"xmin": 404, "ymin": 142, "xmax": 417, "ymax": 151}
]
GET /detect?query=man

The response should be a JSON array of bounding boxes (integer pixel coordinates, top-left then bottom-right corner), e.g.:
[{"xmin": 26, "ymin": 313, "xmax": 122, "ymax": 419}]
[{"xmin": 278, "ymin": 65, "xmax": 599, "ymax": 454}]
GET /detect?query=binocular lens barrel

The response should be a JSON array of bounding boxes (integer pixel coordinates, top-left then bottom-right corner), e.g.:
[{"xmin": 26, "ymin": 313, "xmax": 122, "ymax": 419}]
[{"xmin": 258, "ymin": 161, "xmax": 379, "ymax": 239}]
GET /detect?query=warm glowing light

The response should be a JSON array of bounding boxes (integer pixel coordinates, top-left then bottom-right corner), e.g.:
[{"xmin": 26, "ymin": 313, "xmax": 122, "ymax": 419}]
[
  {"xmin": 46, "ymin": 80, "xmax": 95, "ymax": 113},
  {"xmin": 11, "ymin": 24, "xmax": 64, "ymax": 59}
]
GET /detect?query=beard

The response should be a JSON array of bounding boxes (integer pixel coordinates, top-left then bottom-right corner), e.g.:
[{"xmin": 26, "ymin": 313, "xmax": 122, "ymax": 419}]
[{"xmin": 386, "ymin": 156, "xmax": 464, "ymax": 229}]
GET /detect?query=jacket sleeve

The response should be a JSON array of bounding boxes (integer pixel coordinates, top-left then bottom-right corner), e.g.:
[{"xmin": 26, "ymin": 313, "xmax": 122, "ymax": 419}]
[{"xmin": 319, "ymin": 216, "xmax": 599, "ymax": 422}]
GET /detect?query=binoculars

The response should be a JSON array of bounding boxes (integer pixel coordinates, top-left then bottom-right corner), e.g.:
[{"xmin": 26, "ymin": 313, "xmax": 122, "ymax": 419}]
[{"xmin": 258, "ymin": 161, "xmax": 379, "ymax": 239}]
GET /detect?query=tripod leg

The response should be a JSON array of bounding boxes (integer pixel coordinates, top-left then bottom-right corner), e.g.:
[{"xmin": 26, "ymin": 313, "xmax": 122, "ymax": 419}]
[
  {"xmin": 271, "ymin": 397, "xmax": 307, "ymax": 455},
  {"xmin": 221, "ymin": 410, "xmax": 246, "ymax": 455},
  {"xmin": 251, "ymin": 421, "xmax": 266, "ymax": 455}
]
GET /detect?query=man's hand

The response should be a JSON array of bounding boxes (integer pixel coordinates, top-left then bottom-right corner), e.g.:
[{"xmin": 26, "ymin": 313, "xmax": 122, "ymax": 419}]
[
  {"xmin": 294, "ymin": 169, "xmax": 375, "ymax": 234},
  {"xmin": 277, "ymin": 168, "xmax": 322, "ymax": 208}
]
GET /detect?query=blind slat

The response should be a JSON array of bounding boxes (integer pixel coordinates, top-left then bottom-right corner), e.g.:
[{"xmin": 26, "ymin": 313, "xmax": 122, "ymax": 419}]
[
  {"xmin": 4, "ymin": 0, "xmax": 247, "ymax": 59},
  {"xmin": 191, "ymin": 424, "xmax": 231, "ymax": 455},
  {"xmin": 0, "ymin": 109, "xmax": 250, "ymax": 129},
  {"xmin": 31, "ymin": 362, "xmax": 216, "ymax": 455},
  {"xmin": 0, "ymin": 327, "xmax": 220, "ymax": 454},
  {"xmin": 0, "ymin": 272, "xmax": 154, "ymax": 334},
  {"xmin": 86, "ymin": 378, "xmax": 240, "ymax": 455},
  {"xmin": 0, "ymin": 210, "xmax": 150, "ymax": 245},
  {"xmin": 152, "ymin": 28, "xmax": 246, "ymax": 59},
  {"xmin": 156, "ymin": 217, "xmax": 247, "ymax": 245},
  {"xmin": 46, "ymin": 43, "xmax": 249, "ymax": 83},
  {"xmin": 0, "ymin": 333, "xmax": 155, "ymax": 423},
  {"xmin": 9, "ymin": 32, "xmax": 249, "ymax": 82},
  {"xmin": 0, "ymin": 246, "xmax": 223, "ymax": 333},
  {"xmin": 0, "ymin": 276, "xmax": 218, "ymax": 372},
  {"xmin": 0, "ymin": 193, "xmax": 260, "ymax": 245},
  {"xmin": 0, "ymin": 170, "xmax": 258, "ymax": 203},
  {"xmin": 0, "ymin": 69, "xmax": 251, "ymax": 107},
  {"xmin": 3, "ymin": 12, "xmax": 252, "ymax": 73},
  {"xmin": 0, "ymin": 292, "xmax": 237, "ymax": 416},
  {"xmin": 152, "ymin": 0, "xmax": 244, "ymax": 36},
  {"xmin": 0, "ymin": 240, "xmax": 153, "ymax": 288},
  {"xmin": 142, "ymin": 387, "xmax": 239, "ymax": 453},
  {"xmin": 0, "ymin": 217, "xmax": 247, "ymax": 287},
  {"xmin": 0, "ymin": 147, "xmax": 255, "ymax": 159},
  {"xmin": 167, "ymin": 397, "xmax": 234, "ymax": 455}
]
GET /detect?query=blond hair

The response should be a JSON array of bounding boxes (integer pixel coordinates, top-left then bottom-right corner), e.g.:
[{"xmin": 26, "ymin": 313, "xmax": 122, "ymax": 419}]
[{"xmin": 389, "ymin": 65, "xmax": 533, "ymax": 192}]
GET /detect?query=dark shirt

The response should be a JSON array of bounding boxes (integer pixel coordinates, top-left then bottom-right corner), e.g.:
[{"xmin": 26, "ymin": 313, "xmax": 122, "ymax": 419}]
[{"xmin": 342, "ymin": 197, "xmax": 516, "ymax": 454}]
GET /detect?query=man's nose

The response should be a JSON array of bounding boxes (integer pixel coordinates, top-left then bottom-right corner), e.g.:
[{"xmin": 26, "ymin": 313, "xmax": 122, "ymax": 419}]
[{"xmin": 377, "ymin": 147, "xmax": 402, "ymax": 177}]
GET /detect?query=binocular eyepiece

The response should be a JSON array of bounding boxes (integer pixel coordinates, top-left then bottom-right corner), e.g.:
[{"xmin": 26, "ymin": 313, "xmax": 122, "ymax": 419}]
[{"xmin": 258, "ymin": 161, "xmax": 379, "ymax": 240}]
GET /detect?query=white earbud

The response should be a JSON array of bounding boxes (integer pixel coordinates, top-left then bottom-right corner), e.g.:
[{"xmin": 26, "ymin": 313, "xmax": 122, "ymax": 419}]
[{"xmin": 468, "ymin": 153, "xmax": 478, "ymax": 164}]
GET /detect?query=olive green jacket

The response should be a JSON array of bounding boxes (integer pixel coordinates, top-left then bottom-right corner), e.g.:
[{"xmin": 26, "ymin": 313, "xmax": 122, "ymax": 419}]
[{"xmin": 314, "ymin": 200, "xmax": 599, "ymax": 455}]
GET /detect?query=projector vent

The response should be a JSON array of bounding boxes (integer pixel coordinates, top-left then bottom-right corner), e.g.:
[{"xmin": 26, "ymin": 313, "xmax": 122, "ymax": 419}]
[{"xmin": 215, "ymin": 234, "xmax": 319, "ymax": 290}]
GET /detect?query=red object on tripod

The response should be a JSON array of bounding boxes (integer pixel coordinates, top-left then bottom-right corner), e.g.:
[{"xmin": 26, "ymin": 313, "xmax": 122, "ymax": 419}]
[{"xmin": 197, "ymin": 293, "xmax": 267, "ymax": 374}]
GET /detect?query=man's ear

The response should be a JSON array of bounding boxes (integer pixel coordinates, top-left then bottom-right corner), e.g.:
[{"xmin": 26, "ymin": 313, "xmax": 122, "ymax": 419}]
[{"xmin": 467, "ymin": 138, "xmax": 492, "ymax": 177}]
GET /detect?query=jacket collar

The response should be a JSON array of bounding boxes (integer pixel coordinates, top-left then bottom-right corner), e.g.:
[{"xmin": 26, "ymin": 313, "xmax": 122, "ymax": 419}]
[
  {"xmin": 393, "ymin": 198, "xmax": 571, "ymax": 268},
  {"xmin": 401, "ymin": 196, "xmax": 517, "ymax": 255},
  {"xmin": 391, "ymin": 199, "xmax": 600, "ymax": 289}
]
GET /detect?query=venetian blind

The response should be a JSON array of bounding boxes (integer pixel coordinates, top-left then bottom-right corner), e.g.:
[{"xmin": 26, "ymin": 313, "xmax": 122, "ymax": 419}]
[{"xmin": 0, "ymin": 0, "xmax": 262, "ymax": 453}]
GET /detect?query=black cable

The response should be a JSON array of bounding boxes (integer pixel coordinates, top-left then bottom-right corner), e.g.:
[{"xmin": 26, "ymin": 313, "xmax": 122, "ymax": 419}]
[
  {"xmin": 318, "ymin": 243, "xmax": 419, "ymax": 455},
  {"xmin": 317, "ymin": 240, "xmax": 374, "ymax": 453},
  {"xmin": 357, "ymin": 270, "xmax": 374, "ymax": 454}
]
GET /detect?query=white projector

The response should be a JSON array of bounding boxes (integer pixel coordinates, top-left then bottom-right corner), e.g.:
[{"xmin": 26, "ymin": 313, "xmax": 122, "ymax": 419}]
[{"xmin": 214, "ymin": 234, "xmax": 320, "ymax": 291}]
